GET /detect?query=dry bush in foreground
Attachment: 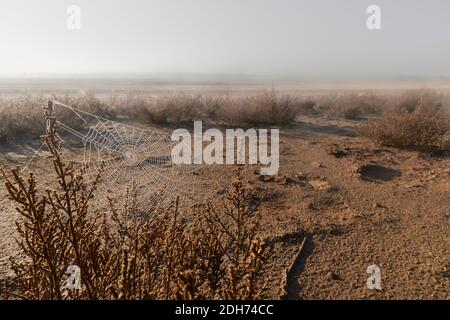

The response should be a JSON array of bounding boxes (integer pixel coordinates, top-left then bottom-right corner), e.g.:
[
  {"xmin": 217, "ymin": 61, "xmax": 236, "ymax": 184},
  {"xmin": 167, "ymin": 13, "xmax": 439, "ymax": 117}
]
[
  {"xmin": 359, "ymin": 91, "xmax": 450, "ymax": 151},
  {"xmin": 0, "ymin": 124, "xmax": 269, "ymax": 299}
]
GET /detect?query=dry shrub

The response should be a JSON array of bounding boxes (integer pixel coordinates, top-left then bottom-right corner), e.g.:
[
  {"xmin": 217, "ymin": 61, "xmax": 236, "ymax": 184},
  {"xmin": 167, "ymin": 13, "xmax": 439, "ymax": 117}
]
[
  {"xmin": 0, "ymin": 118, "xmax": 270, "ymax": 299},
  {"xmin": 359, "ymin": 91, "xmax": 450, "ymax": 151},
  {"xmin": 53, "ymin": 92, "xmax": 117, "ymax": 120},
  {"xmin": 296, "ymin": 98, "xmax": 316, "ymax": 114},
  {"xmin": 1, "ymin": 91, "xmax": 391, "ymax": 140},
  {"xmin": 121, "ymin": 94, "xmax": 229, "ymax": 125},
  {"xmin": 112, "ymin": 91, "xmax": 387, "ymax": 123},
  {"xmin": 1, "ymin": 90, "xmax": 410, "ymax": 144},
  {"xmin": 0, "ymin": 93, "xmax": 115, "ymax": 142},
  {"xmin": 126, "ymin": 91, "xmax": 300, "ymax": 126},
  {"xmin": 136, "ymin": 95, "xmax": 205, "ymax": 125},
  {"xmin": 0, "ymin": 96, "xmax": 46, "ymax": 142},
  {"xmin": 122, "ymin": 91, "xmax": 298, "ymax": 127},
  {"xmin": 315, "ymin": 93, "xmax": 387, "ymax": 119},
  {"xmin": 217, "ymin": 91, "xmax": 299, "ymax": 127},
  {"xmin": 178, "ymin": 178, "xmax": 269, "ymax": 300}
]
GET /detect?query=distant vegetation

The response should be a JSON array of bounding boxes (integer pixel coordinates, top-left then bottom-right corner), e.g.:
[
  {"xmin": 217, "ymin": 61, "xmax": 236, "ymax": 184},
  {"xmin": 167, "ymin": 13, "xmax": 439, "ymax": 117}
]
[
  {"xmin": 1, "ymin": 89, "xmax": 449, "ymax": 152},
  {"xmin": 0, "ymin": 94, "xmax": 115, "ymax": 142}
]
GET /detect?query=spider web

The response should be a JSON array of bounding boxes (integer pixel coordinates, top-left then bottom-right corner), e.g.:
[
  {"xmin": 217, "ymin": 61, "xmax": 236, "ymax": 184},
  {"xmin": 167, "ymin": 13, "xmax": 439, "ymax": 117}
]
[{"xmin": 51, "ymin": 101, "xmax": 216, "ymax": 213}]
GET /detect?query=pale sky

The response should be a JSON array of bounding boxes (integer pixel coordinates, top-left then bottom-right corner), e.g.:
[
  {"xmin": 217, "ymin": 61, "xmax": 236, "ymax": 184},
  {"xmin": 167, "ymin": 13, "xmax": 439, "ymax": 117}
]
[{"xmin": 1, "ymin": 0, "xmax": 450, "ymax": 79}]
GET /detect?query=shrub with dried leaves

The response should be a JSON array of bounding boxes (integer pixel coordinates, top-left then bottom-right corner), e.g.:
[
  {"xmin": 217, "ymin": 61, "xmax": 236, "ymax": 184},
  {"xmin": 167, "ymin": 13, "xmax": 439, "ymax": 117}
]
[
  {"xmin": 0, "ymin": 121, "xmax": 270, "ymax": 299},
  {"xmin": 358, "ymin": 91, "xmax": 450, "ymax": 152}
]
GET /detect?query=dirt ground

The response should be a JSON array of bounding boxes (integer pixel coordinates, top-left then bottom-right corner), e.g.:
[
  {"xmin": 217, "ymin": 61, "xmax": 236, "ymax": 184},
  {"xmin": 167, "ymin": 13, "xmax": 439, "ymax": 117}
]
[{"xmin": 1, "ymin": 114, "xmax": 449, "ymax": 299}]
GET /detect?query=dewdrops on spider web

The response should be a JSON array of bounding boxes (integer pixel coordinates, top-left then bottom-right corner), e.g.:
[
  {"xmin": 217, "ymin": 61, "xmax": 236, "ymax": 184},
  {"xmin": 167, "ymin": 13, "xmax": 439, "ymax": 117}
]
[{"xmin": 33, "ymin": 101, "xmax": 216, "ymax": 213}]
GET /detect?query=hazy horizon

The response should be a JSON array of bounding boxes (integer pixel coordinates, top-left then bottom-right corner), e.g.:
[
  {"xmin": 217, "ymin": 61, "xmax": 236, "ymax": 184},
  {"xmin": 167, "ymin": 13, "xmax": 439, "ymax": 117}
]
[{"xmin": 2, "ymin": 72, "xmax": 450, "ymax": 81}]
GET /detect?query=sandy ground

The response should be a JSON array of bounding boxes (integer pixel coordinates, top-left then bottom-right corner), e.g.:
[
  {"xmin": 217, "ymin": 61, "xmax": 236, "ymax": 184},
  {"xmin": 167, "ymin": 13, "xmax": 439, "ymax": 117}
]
[{"xmin": 1, "ymin": 114, "xmax": 449, "ymax": 299}]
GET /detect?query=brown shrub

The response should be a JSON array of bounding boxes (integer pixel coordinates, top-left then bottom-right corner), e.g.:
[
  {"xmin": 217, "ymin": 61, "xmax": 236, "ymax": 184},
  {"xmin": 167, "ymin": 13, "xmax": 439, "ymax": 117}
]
[
  {"xmin": 0, "ymin": 93, "xmax": 115, "ymax": 142},
  {"xmin": 123, "ymin": 94, "xmax": 224, "ymax": 125},
  {"xmin": 296, "ymin": 98, "xmax": 316, "ymax": 114},
  {"xmin": 126, "ymin": 91, "xmax": 299, "ymax": 127},
  {"xmin": 0, "ymin": 116, "xmax": 270, "ymax": 299},
  {"xmin": 54, "ymin": 92, "xmax": 117, "ymax": 120},
  {"xmin": 0, "ymin": 96, "xmax": 45, "ymax": 142},
  {"xmin": 138, "ymin": 95, "xmax": 205, "ymax": 125},
  {"xmin": 358, "ymin": 92, "xmax": 450, "ymax": 151},
  {"xmin": 315, "ymin": 93, "xmax": 387, "ymax": 119},
  {"xmin": 217, "ymin": 91, "xmax": 299, "ymax": 127},
  {"xmin": 1, "ymin": 90, "xmax": 419, "ymax": 143}
]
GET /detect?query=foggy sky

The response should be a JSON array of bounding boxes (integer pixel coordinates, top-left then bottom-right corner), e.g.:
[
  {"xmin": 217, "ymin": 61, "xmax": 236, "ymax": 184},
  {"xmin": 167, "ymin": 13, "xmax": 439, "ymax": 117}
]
[{"xmin": 1, "ymin": 0, "xmax": 450, "ymax": 79}]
